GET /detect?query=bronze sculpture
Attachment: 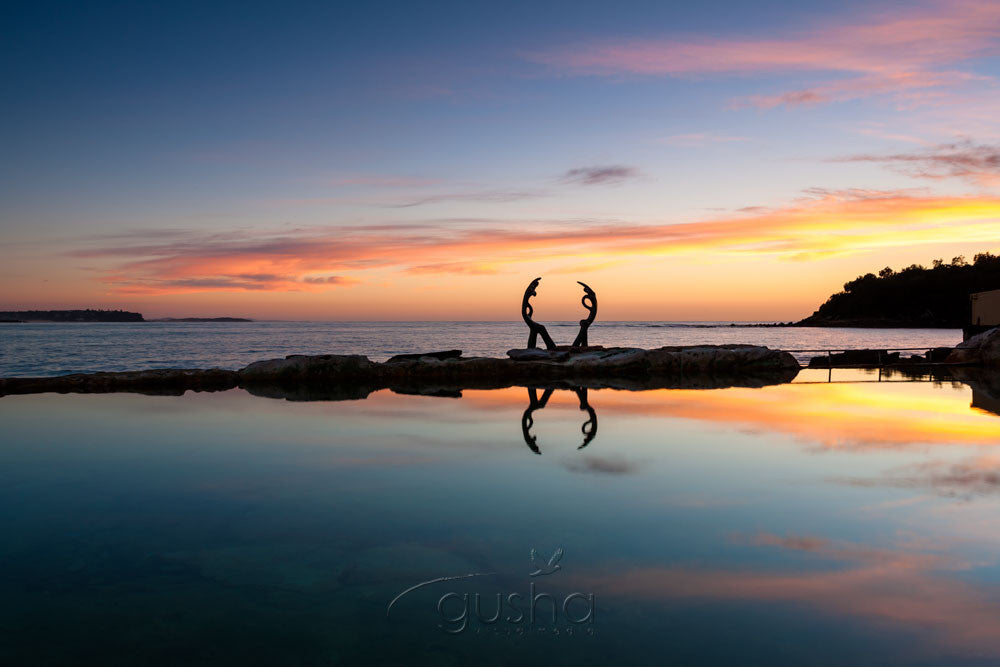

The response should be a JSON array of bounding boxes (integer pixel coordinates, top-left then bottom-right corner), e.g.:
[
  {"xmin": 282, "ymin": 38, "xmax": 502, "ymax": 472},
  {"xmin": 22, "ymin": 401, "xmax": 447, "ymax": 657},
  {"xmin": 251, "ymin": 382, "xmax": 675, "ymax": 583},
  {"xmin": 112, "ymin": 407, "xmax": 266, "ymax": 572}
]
[
  {"xmin": 520, "ymin": 277, "xmax": 598, "ymax": 350},
  {"xmin": 571, "ymin": 281, "xmax": 597, "ymax": 348},
  {"xmin": 521, "ymin": 277, "xmax": 557, "ymax": 350}
]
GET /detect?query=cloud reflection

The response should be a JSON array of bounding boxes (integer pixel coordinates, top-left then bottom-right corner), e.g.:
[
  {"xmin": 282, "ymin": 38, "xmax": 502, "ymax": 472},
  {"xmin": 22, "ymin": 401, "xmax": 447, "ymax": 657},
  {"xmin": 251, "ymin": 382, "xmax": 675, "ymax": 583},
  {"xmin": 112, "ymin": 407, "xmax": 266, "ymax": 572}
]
[
  {"xmin": 575, "ymin": 532, "xmax": 1000, "ymax": 655},
  {"xmin": 464, "ymin": 378, "xmax": 1000, "ymax": 451}
]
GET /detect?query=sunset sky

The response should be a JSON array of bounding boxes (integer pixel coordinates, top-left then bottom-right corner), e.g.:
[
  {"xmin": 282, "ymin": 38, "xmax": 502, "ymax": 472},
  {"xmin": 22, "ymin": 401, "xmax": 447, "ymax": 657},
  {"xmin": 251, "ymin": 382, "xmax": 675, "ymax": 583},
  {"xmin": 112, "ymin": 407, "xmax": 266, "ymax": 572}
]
[{"xmin": 4, "ymin": 0, "xmax": 1000, "ymax": 320}]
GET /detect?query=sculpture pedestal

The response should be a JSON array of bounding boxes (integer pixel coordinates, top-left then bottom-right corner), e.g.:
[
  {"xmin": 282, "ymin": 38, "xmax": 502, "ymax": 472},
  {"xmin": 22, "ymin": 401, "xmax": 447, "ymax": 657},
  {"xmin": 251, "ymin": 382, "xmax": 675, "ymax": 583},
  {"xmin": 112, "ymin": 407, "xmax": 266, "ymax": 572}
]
[{"xmin": 507, "ymin": 346, "xmax": 606, "ymax": 361}]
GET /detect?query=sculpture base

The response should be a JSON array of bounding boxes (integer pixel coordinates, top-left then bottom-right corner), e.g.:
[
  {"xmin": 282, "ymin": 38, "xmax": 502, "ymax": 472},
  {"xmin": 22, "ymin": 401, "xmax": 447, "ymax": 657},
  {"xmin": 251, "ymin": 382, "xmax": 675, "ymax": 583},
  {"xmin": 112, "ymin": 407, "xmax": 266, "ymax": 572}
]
[{"xmin": 507, "ymin": 346, "xmax": 605, "ymax": 361}]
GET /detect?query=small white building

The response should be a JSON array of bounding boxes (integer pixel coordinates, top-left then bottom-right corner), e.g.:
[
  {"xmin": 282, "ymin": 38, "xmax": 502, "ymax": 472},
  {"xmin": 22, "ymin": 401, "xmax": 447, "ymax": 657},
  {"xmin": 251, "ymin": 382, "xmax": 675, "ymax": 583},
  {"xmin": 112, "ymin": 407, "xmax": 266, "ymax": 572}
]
[{"xmin": 971, "ymin": 289, "xmax": 1000, "ymax": 327}]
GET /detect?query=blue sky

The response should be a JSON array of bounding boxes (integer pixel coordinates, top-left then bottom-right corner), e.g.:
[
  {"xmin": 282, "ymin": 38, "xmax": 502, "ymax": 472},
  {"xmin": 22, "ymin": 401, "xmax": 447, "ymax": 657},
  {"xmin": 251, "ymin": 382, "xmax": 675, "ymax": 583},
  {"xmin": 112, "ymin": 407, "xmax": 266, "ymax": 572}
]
[{"xmin": 3, "ymin": 0, "xmax": 1000, "ymax": 319}]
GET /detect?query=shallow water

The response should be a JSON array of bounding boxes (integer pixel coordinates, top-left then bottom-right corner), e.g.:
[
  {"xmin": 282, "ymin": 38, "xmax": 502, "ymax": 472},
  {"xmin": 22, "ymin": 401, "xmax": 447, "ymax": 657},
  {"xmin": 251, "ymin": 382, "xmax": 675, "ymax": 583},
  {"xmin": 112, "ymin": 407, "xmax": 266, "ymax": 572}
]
[
  {"xmin": 0, "ymin": 321, "xmax": 963, "ymax": 376},
  {"xmin": 3, "ymin": 369, "xmax": 1000, "ymax": 665}
]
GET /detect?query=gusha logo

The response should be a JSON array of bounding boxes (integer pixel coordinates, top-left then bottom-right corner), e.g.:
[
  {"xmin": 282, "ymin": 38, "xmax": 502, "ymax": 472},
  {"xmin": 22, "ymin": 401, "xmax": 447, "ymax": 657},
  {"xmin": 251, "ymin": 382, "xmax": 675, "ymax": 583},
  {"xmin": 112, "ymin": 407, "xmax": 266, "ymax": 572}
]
[
  {"xmin": 529, "ymin": 547, "xmax": 562, "ymax": 576},
  {"xmin": 387, "ymin": 548, "xmax": 596, "ymax": 635}
]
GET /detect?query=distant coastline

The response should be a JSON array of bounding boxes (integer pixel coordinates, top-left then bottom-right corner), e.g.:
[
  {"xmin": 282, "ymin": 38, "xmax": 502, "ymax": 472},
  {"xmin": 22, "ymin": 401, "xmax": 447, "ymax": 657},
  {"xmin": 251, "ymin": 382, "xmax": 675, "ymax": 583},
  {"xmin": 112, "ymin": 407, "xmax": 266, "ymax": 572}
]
[
  {"xmin": 0, "ymin": 309, "xmax": 144, "ymax": 322},
  {"xmin": 0, "ymin": 310, "xmax": 254, "ymax": 323}
]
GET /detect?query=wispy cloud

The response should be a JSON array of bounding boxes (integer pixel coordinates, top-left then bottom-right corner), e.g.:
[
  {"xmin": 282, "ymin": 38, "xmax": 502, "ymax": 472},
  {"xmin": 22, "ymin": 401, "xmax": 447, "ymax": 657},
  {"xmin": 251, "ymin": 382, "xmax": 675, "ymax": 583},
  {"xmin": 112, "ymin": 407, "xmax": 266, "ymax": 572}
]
[
  {"xmin": 660, "ymin": 132, "xmax": 750, "ymax": 147},
  {"xmin": 404, "ymin": 261, "xmax": 501, "ymax": 275},
  {"xmin": 383, "ymin": 190, "xmax": 547, "ymax": 208},
  {"xmin": 736, "ymin": 71, "xmax": 984, "ymax": 110},
  {"xmin": 853, "ymin": 122, "xmax": 935, "ymax": 145},
  {"xmin": 837, "ymin": 141, "xmax": 1000, "ymax": 188},
  {"xmin": 525, "ymin": 1, "xmax": 1000, "ymax": 108},
  {"xmin": 561, "ymin": 165, "xmax": 639, "ymax": 186},
  {"xmin": 330, "ymin": 174, "xmax": 444, "ymax": 188},
  {"xmin": 65, "ymin": 188, "xmax": 1000, "ymax": 294},
  {"xmin": 301, "ymin": 275, "xmax": 358, "ymax": 285}
]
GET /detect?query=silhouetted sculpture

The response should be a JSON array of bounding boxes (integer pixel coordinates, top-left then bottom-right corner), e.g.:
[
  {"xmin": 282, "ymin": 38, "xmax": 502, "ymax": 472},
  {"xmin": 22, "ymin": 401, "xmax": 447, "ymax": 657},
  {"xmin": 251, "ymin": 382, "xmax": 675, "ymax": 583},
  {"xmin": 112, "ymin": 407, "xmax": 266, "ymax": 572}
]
[
  {"xmin": 521, "ymin": 277, "xmax": 557, "ymax": 350},
  {"xmin": 571, "ymin": 281, "xmax": 597, "ymax": 348},
  {"xmin": 520, "ymin": 386, "xmax": 599, "ymax": 454}
]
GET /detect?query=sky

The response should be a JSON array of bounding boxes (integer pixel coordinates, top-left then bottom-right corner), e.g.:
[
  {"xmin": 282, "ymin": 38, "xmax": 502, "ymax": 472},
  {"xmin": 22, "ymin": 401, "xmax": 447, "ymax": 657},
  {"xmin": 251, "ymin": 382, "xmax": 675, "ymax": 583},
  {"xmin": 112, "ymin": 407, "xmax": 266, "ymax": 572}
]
[{"xmin": 3, "ymin": 0, "xmax": 1000, "ymax": 320}]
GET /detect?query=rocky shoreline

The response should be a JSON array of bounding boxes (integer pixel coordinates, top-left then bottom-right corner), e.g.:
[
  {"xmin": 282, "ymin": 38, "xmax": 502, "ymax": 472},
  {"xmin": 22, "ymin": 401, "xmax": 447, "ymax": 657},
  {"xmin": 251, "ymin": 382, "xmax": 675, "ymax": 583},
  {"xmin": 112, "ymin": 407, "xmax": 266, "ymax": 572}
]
[
  {"xmin": 5, "ymin": 333, "xmax": 1000, "ymax": 400},
  {"xmin": 0, "ymin": 345, "xmax": 801, "ymax": 399}
]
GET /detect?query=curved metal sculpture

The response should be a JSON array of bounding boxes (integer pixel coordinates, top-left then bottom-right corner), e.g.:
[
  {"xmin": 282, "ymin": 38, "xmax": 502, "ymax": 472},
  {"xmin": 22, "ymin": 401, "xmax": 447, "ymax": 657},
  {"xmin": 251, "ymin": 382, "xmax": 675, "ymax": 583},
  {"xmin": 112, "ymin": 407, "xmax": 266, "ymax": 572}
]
[
  {"xmin": 520, "ymin": 277, "xmax": 597, "ymax": 350},
  {"xmin": 521, "ymin": 277, "xmax": 557, "ymax": 350},
  {"xmin": 571, "ymin": 281, "xmax": 597, "ymax": 348}
]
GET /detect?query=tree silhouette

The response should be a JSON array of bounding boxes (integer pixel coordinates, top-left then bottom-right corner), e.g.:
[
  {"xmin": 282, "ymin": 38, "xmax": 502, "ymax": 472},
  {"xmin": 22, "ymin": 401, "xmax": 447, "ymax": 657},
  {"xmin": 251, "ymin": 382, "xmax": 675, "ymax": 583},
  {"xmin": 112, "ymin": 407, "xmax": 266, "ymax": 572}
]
[{"xmin": 798, "ymin": 252, "xmax": 1000, "ymax": 327}]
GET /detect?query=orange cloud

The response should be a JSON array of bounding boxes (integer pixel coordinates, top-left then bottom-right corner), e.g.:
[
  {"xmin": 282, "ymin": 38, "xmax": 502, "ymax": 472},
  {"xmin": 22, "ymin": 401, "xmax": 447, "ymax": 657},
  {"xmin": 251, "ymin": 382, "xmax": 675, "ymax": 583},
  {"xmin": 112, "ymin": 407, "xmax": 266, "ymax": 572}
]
[
  {"xmin": 66, "ymin": 189, "xmax": 1000, "ymax": 295},
  {"xmin": 526, "ymin": 0, "xmax": 1000, "ymax": 108}
]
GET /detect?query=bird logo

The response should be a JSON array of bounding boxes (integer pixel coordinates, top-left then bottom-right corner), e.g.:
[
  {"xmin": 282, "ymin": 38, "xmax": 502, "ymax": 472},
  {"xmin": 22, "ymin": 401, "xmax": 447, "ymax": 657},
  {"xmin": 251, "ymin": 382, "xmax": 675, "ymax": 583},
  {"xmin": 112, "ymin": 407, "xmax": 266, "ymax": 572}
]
[{"xmin": 529, "ymin": 547, "xmax": 563, "ymax": 577}]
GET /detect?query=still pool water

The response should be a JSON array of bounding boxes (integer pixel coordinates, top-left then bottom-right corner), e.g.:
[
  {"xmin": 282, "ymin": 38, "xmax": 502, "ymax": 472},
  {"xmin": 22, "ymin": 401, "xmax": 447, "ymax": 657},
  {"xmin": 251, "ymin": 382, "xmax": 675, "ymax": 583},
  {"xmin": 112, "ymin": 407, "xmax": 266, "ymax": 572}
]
[{"xmin": 3, "ymin": 369, "xmax": 1000, "ymax": 665}]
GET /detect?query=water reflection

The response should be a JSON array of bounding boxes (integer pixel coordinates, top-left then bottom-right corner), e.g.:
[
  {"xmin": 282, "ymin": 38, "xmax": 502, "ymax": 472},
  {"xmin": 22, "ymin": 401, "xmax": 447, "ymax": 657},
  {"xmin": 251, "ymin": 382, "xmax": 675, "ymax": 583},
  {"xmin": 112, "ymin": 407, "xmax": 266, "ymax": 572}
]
[
  {"xmin": 5, "ymin": 371, "xmax": 1000, "ymax": 664},
  {"xmin": 520, "ymin": 387, "xmax": 598, "ymax": 454},
  {"xmin": 951, "ymin": 367, "xmax": 1000, "ymax": 418},
  {"xmin": 571, "ymin": 531, "xmax": 1000, "ymax": 658}
]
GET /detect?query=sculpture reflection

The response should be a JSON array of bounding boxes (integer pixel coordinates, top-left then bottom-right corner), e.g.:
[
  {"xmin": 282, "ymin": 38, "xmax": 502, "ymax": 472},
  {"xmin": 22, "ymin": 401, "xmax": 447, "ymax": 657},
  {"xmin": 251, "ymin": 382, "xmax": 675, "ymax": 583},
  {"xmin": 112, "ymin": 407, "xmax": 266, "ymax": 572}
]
[{"xmin": 520, "ymin": 386, "xmax": 598, "ymax": 454}]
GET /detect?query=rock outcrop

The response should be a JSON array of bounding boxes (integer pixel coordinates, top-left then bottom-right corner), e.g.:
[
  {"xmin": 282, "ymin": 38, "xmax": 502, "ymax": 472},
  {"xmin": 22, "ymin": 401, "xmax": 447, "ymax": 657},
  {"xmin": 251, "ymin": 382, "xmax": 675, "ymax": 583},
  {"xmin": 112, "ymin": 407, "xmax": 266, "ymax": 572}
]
[
  {"xmin": 240, "ymin": 354, "xmax": 377, "ymax": 383},
  {"xmin": 506, "ymin": 345, "xmax": 798, "ymax": 375},
  {"xmin": 0, "ymin": 345, "xmax": 801, "ymax": 398},
  {"xmin": 947, "ymin": 327, "xmax": 1000, "ymax": 366}
]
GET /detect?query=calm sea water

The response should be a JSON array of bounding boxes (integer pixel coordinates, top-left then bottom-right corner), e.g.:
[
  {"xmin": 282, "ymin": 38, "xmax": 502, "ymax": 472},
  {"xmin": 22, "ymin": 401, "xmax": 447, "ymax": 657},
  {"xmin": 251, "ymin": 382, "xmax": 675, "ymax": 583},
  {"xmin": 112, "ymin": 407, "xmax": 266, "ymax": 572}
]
[
  {"xmin": 3, "ymin": 370, "xmax": 1000, "ymax": 665},
  {"xmin": 0, "ymin": 321, "xmax": 963, "ymax": 376}
]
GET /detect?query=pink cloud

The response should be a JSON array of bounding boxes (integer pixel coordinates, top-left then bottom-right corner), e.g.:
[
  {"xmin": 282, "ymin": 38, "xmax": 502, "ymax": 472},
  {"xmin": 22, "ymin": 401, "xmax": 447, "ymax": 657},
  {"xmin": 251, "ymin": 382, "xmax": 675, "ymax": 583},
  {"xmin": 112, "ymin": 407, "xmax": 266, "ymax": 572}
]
[
  {"xmin": 837, "ymin": 140, "xmax": 1000, "ymax": 188},
  {"xmin": 526, "ymin": 1, "xmax": 1000, "ymax": 107}
]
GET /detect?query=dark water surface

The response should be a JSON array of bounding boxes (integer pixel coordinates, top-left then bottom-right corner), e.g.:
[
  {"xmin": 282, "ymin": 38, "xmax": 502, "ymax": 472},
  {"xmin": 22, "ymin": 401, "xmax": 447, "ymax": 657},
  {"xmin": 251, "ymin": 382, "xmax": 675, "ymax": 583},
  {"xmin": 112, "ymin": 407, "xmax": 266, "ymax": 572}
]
[{"xmin": 3, "ymin": 369, "xmax": 1000, "ymax": 665}]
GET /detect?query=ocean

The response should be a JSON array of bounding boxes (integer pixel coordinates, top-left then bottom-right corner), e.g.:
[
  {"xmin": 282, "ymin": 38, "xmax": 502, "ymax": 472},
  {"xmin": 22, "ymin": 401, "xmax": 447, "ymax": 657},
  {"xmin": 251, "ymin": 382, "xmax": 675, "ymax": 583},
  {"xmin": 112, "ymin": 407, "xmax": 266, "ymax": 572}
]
[
  {"xmin": 0, "ymin": 321, "xmax": 964, "ymax": 377},
  {"xmin": 3, "ymin": 321, "xmax": 999, "ymax": 665}
]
